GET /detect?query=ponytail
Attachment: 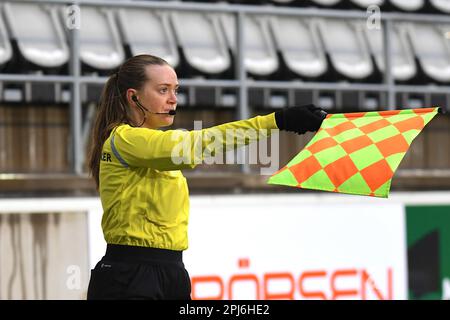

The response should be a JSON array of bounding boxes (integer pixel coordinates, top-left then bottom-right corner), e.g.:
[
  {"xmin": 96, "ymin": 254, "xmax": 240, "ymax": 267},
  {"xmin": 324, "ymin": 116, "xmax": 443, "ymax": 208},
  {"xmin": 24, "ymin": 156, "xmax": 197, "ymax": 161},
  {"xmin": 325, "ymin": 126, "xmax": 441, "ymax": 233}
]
[
  {"xmin": 87, "ymin": 54, "xmax": 169, "ymax": 189},
  {"xmin": 87, "ymin": 74, "xmax": 127, "ymax": 189}
]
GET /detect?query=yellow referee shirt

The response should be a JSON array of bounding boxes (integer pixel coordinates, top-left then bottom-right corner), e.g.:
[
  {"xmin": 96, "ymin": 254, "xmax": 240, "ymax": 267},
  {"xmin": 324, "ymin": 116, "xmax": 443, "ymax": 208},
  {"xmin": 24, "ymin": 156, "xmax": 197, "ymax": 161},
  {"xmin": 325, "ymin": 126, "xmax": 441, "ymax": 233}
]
[{"xmin": 99, "ymin": 112, "xmax": 278, "ymax": 250}]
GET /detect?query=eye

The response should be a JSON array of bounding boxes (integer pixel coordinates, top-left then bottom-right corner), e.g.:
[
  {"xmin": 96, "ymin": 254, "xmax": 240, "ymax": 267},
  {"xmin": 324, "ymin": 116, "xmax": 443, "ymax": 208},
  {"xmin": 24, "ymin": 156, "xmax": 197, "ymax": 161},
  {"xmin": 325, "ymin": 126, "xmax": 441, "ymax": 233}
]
[
  {"xmin": 159, "ymin": 87, "xmax": 168, "ymax": 94},
  {"xmin": 174, "ymin": 88, "xmax": 179, "ymax": 95}
]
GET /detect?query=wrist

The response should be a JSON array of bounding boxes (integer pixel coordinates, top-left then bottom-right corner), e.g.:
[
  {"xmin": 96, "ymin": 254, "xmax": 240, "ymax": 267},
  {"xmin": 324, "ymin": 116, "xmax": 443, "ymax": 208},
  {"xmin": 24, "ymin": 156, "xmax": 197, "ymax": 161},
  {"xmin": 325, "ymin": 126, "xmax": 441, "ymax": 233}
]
[{"xmin": 274, "ymin": 109, "xmax": 286, "ymax": 130}]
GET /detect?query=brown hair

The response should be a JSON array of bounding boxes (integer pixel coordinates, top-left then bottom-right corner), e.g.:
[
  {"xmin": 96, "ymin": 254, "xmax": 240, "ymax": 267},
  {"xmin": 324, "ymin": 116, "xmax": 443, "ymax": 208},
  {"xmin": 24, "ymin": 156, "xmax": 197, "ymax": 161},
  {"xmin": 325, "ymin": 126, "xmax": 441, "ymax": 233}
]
[{"xmin": 87, "ymin": 54, "xmax": 169, "ymax": 189}]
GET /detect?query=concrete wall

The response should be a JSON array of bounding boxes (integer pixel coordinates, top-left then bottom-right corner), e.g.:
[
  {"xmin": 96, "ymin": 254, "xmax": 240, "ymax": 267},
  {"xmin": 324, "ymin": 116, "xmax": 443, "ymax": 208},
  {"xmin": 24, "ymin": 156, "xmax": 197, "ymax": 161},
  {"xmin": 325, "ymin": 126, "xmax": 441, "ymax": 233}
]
[{"xmin": 0, "ymin": 211, "xmax": 89, "ymax": 300}]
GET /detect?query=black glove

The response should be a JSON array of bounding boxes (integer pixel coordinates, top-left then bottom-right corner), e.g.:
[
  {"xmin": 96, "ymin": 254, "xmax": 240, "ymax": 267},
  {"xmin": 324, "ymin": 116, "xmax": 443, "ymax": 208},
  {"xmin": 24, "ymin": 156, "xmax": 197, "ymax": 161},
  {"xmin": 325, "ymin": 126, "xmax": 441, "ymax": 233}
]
[{"xmin": 275, "ymin": 104, "xmax": 327, "ymax": 135}]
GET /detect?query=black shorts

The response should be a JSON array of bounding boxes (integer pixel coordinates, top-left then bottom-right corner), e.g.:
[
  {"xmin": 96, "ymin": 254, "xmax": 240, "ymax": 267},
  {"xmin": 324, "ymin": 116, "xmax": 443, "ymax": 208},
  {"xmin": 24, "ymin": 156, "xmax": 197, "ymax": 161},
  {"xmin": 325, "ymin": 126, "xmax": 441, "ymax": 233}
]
[{"xmin": 87, "ymin": 244, "xmax": 191, "ymax": 300}]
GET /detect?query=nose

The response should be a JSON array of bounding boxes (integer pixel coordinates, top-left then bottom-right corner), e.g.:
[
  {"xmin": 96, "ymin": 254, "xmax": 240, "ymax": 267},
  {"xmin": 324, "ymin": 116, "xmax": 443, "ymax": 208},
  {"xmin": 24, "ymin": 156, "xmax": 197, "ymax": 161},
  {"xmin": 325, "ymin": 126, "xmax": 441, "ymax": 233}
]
[{"xmin": 168, "ymin": 90, "xmax": 177, "ymax": 104}]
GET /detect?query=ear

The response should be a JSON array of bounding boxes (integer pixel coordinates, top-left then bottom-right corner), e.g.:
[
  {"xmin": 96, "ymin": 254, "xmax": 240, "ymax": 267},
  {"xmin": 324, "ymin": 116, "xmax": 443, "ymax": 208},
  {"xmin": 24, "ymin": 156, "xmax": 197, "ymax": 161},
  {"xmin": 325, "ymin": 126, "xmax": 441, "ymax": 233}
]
[{"xmin": 126, "ymin": 88, "xmax": 138, "ymax": 106}]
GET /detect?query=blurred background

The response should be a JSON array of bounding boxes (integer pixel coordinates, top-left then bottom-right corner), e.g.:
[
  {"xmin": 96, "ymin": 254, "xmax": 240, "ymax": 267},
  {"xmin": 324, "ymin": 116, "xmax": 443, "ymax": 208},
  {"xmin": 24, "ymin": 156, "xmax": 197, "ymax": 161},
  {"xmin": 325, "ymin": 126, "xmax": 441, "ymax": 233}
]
[{"xmin": 0, "ymin": 0, "xmax": 449, "ymax": 300}]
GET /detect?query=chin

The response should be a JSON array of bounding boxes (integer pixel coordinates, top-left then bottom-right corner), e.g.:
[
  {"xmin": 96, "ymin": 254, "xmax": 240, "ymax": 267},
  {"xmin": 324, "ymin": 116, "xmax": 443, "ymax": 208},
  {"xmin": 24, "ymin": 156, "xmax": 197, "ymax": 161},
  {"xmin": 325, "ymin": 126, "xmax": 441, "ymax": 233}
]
[{"xmin": 160, "ymin": 119, "xmax": 174, "ymax": 128}]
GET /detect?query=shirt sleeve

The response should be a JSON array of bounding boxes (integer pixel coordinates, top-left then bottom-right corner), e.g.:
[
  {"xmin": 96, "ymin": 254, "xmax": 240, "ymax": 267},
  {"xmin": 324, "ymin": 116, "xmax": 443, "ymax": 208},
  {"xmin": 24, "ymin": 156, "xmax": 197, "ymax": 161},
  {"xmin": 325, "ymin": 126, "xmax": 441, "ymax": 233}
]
[{"xmin": 110, "ymin": 112, "xmax": 279, "ymax": 170}]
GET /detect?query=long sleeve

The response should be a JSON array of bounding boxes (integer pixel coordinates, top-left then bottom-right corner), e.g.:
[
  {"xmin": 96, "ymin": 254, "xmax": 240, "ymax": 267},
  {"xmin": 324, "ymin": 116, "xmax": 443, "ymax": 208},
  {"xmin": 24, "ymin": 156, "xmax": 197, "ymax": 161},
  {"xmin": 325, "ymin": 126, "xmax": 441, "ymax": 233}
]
[{"xmin": 109, "ymin": 112, "xmax": 279, "ymax": 170}]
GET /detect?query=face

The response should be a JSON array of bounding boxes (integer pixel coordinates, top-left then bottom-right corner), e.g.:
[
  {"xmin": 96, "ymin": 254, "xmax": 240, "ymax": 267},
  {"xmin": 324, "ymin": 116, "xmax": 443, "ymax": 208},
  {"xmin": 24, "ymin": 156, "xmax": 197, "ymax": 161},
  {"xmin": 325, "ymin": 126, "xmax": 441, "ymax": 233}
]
[{"xmin": 128, "ymin": 64, "xmax": 179, "ymax": 129}]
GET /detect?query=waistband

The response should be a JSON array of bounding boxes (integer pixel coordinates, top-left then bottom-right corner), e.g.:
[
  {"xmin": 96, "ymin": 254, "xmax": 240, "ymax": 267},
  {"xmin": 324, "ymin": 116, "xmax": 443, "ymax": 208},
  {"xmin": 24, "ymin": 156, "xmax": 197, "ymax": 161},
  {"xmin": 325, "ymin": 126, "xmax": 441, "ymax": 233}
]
[{"xmin": 105, "ymin": 244, "xmax": 183, "ymax": 265}]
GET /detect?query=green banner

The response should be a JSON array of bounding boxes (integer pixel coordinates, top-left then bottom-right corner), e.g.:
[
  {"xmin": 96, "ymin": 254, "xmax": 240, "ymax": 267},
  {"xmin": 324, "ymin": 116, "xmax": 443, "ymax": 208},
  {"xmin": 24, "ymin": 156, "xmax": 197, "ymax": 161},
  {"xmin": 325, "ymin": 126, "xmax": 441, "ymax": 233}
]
[{"xmin": 406, "ymin": 205, "xmax": 450, "ymax": 300}]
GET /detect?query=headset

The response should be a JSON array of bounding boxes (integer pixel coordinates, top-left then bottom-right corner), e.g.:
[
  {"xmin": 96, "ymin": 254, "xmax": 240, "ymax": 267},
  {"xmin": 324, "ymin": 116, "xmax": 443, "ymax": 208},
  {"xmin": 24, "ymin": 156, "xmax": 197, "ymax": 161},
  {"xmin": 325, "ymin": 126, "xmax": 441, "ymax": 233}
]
[{"xmin": 131, "ymin": 95, "xmax": 176, "ymax": 116}]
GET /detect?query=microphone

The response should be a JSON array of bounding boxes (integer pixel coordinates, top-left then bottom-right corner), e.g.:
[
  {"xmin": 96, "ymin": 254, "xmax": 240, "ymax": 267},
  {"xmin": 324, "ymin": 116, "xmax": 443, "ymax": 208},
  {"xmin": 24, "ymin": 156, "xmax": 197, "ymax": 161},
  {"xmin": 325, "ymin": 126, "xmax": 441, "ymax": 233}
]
[{"xmin": 132, "ymin": 95, "xmax": 176, "ymax": 115}]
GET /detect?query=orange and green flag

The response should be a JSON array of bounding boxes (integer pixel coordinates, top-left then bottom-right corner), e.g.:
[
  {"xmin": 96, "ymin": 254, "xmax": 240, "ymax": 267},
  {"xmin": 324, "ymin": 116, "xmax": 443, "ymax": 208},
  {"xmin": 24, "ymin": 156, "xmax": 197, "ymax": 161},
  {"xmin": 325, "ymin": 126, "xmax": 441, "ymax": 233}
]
[{"xmin": 268, "ymin": 107, "xmax": 442, "ymax": 198}]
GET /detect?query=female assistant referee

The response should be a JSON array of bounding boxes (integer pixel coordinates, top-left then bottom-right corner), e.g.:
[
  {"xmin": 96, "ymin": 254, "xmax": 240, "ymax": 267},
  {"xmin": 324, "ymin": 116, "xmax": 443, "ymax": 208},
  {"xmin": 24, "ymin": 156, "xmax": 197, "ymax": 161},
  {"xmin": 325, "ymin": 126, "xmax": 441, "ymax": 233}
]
[{"xmin": 86, "ymin": 54, "xmax": 325, "ymax": 300}]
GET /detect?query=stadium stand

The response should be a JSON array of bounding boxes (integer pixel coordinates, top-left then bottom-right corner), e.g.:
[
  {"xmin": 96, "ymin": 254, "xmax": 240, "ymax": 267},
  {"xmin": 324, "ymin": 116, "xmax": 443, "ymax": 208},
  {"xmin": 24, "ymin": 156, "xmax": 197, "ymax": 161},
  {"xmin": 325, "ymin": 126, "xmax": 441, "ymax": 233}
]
[
  {"xmin": 220, "ymin": 13, "xmax": 279, "ymax": 78},
  {"xmin": 0, "ymin": 7, "xmax": 12, "ymax": 70},
  {"xmin": 362, "ymin": 21, "xmax": 417, "ymax": 82},
  {"xmin": 317, "ymin": 18, "xmax": 374, "ymax": 80},
  {"xmin": 116, "ymin": 8, "xmax": 180, "ymax": 68},
  {"xmin": 389, "ymin": 0, "xmax": 424, "ymax": 12},
  {"xmin": 170, "ymin": 11, "xmax": 231, "ymax": 76},
  {"xmin": 0, "ymin": 0, "xmax": 448, "ymax": 194},
  {"xmin": 75, "ymin": 6, "xmax": 125, "ymax": 73},
  {"xmin": 270, "ymin": 0, "xmax": 295, "ymax": 4},
  {"xmin": 310, "ymin": 0, "xmax": 341, "ymax": 6},
  {"xmin": 431, "ymin": 0, "xmax": 450, "ymax": 13},
  {"xmin": 269, "ymin": 16, "xmax": 327, "ymax": 79},
  {"xmin": 350, "ymin": 0, "xmax": 384, "ymax": 9},
  {"xmin": 407, "ymin": 22, "xmax": 450, "ymax": 83},
  {"xmin": 3, "ymin": 2, "xmax": 69, "ymax": 70}
]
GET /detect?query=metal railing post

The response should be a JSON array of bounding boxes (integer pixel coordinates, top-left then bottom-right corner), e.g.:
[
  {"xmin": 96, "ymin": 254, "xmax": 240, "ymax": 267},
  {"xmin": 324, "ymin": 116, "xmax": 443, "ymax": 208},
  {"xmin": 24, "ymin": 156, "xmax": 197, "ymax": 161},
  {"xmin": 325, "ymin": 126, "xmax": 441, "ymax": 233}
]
[
  {"xmin": 236, "ymin": 10, "xmax": 250, "ymax": 174},
  {"xmin": 383, "ymin": 19, "xmax": 396, "ymax": 110},
  {"xmin": 68, "ymin": 4, "xmax": 83, "ymax": 175}
]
